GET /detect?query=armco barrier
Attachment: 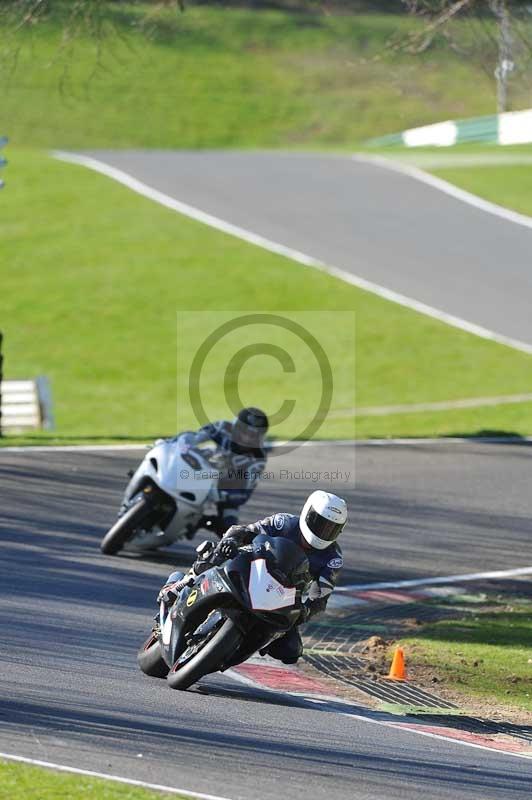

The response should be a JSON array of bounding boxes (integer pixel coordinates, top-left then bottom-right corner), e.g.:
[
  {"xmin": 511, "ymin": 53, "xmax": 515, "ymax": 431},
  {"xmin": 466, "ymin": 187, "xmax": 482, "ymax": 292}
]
[
  {"xmin": 0, "ymin": 377, "xmax": 55, "ymax": 433},
  {"xmin": 369, "ymin": 108, "xmax": 532, "ymax": 147},
  {"xmin": 0, "ymin": 333, "xmax": 55, "ymax": 435}
]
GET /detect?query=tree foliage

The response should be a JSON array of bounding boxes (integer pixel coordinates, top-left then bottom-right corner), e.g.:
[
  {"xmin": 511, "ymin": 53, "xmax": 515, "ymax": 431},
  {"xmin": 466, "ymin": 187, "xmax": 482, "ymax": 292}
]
[
  {"xmin": 396, "ymin": 0, "xmax": 532, "ymax": 111},
  {"xmin": 0, "ymin": 1, "xmax": 183, "ymax": 88}
]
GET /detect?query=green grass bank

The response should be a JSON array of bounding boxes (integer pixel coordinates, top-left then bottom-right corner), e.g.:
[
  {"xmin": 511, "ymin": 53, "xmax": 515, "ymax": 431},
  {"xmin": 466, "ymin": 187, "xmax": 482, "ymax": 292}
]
[
  {"xmin": 400, "ymin": 597, "xmax": 532, "ymax": 715},
  {"xmin": 1, "ymin": 4, "xmax": 530, "ymax": 150}
]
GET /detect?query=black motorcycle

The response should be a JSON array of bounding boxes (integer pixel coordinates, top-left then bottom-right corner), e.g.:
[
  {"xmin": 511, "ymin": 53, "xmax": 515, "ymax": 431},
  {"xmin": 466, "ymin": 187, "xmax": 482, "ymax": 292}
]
[{"xmin": 137, "ymin": 534, "xmax": 311, "ymax": 691}]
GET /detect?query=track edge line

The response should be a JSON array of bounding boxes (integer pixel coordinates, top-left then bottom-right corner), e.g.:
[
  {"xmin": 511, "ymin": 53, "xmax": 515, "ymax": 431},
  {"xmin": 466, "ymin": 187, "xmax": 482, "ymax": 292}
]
[{"xmin": 0, "ymin": 752, "xmax": 233, "ymax": 800}]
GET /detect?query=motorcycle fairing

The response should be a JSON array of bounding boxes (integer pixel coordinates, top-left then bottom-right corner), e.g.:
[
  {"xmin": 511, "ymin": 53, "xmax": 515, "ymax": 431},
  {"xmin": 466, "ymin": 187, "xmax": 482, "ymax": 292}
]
[
  {"xmin": 161, "ymin": 569, "xmax": 238, "ymax": 667},
  {"xmin": 159, "ymin": 534, "xmax": 309, "ymax": 671},
  {"xmin": 117, "ymin": 435, "xmax": 219, "ymax": 550},
  {"xmin": 248, "ymin": 559, "xmax": 296, "ymax": 611},
  {"xmin": 124, "ymin": 439, "xmax": 214, "ymax": 507},
  {"xmin": 161, "ymin": 601, "xmax": 173, "ymax": 646}
]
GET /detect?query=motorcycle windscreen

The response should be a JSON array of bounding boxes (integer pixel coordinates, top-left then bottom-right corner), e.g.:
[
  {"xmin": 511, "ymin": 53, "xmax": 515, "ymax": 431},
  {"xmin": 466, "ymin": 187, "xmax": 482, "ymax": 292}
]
[{"xmin": 248, "ymin": 558, "xmax": 296, "ymax": 611}]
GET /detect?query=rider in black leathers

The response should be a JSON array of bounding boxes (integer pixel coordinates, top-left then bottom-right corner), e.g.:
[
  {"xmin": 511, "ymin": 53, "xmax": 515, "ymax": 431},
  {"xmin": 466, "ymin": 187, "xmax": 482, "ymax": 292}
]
[{"xmin": 159, "ymin": 490, "xmax": 347, "ymax": 664}]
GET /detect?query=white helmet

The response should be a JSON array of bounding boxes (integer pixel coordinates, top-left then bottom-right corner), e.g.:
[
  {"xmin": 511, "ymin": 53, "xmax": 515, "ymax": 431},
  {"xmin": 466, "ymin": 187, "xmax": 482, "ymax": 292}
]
[{"xmin": 300, "ymin": 490, "xmax": 347, "ymax": 550}]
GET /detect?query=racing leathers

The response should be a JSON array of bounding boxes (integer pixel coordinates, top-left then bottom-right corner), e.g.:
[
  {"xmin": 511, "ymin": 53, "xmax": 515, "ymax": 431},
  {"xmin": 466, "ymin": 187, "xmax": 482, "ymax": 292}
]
[
  {"xmin": 180, "ymin": 420, "xmax": 267, "ymax": 536},
  {"xmin": 222, "ymin": 512, "xmax": 343, "ymax": 663},
  {"xmin": 159, "ymin": 512, "xmax": 342, "ymax": 664}
]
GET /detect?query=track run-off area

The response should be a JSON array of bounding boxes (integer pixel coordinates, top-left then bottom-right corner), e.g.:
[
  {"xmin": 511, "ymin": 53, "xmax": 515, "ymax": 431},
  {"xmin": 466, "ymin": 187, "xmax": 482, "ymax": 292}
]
[{"xmin": 1, "ymin": 441, "xmax": 532, "ymax": 800}]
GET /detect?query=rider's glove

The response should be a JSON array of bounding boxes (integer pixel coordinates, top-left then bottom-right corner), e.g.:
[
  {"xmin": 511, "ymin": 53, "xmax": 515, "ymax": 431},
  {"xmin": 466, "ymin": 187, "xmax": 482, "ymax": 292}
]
[
  {"xmin": 217, "ymin": 538, "xmax": 239, "ymax": 560},
  {"xmin": 224, "ymin": 524, "xmax": 249, "ymax": 541}
]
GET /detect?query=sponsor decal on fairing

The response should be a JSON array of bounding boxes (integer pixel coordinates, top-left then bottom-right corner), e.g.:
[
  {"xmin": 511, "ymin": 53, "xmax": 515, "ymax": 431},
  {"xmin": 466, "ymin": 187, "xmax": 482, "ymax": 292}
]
[
  {"xmin": 248, "ymin": 559, "xmax": 296, "ymax": 611},
  {"xmin": 186, "ymin": 589, "xmax": 198, "ymax": 607}
]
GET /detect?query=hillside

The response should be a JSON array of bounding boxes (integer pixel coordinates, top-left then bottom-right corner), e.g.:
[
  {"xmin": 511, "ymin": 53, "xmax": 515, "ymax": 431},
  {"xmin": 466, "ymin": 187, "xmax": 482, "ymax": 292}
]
[{"xmin": 1, "ymin": 4, "xmax": 527, "ymax": 148}]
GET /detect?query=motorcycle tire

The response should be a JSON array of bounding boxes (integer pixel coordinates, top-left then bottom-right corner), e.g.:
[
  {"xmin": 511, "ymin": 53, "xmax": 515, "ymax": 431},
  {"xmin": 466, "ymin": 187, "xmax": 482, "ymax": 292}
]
[
  {"xmin": 166, "ymin": 618, "xmax": 242, "ymax": 691},
  {"xmin": 137, "ymin": 631, "xmax": 169, "ymax": 678},
  {"xmin": 100, "ymin": 494, "xmax": 153, "ymax": 555}
]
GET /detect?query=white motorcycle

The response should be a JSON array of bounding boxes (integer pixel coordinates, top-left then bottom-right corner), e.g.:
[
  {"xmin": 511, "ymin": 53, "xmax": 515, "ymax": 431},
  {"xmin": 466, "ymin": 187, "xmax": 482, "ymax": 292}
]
[{"xmin": 100, "ymin": 435, "xmax": 224, "ymax": 555}]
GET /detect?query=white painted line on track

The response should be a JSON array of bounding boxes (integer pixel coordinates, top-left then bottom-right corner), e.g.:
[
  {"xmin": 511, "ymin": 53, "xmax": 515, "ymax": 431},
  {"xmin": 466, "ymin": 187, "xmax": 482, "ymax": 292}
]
[
  {"xmin": 338, "ymin": 565, "xmax": 532, "ymax": 592},
  {"xmin": 340, "ymin": 714, "xmax": 532, "ymax": 762},
  {"xmin": 0, "ymin": 443, "xmax": 149, "ymax": 453},
  {"xmin": 1, "ymin": 436, "xmax": 532, "ymax": 453},
  {"xmin": 352, "ymin": 153, "xmax": 532, "ymax": 231},
  {"xmin": 0, "ymin": 752, "xmax": 233, "ymax": 800},
  {"xmin": 334, "ymin": 392, "xmax": 532, "ymax": 417},
  {"xmin": 227, "ymin": 669, "xmax": 532, "ymax": 762},
  {"xmin": 52, "ymin": 150, "xmax": 532, "ymax": 356},
  {"xmin": 385, "ymin": 152, "xmax": 532, "ymax": 169},
  {"xmin": 0, "ymin": 441, "xmax": 343, "ymax": 453}
]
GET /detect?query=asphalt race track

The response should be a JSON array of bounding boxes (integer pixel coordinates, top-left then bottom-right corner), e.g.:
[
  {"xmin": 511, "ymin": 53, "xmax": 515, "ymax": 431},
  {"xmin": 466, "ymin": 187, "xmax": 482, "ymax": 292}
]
[
  {"xmin": 1, "ymin": 443, "xmax": 532, "ymax": 799},
  {"xmin": 79, "ymin": 151, "xmax": 532, "ymax": 346}
]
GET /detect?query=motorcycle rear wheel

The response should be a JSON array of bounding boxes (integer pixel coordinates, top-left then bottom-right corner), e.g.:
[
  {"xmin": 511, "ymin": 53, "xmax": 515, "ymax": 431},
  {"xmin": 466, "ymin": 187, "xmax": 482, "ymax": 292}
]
[
  {"xmin": 137, "ymin": 631, "xmax": 169, "ymax": 678},
  {"xmin": 100, "ymin": 493, "xmax": 153, "ymax": 555},
  {"xmin": 166, "ymin": 618, "xmax": 242, "ymax": 691}
]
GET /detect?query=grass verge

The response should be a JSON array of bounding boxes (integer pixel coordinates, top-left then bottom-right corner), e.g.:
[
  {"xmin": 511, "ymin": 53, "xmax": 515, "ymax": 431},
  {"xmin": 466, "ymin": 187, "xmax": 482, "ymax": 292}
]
[
  {"xmin": 400, "ymin": 596, "xmax": 532, "ymax": 716},
  {"xmin": 367, "ymin": 144, "xmax": 532, "ymax": 219},
  {"xmin": 2, "ymin": 146, "xmax": 532, "ymax": 443},
  {"xmin": 0, "ymin": 760, "xmax": 187, "ymax": 799},
  {"xmin": 431, "ymin": 163, "xmax": 532, "ymax": 219}
]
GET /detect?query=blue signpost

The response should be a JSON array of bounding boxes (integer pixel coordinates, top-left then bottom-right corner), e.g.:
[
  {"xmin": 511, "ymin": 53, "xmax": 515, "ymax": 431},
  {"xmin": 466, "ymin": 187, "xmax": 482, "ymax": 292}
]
[{"xmin": 0, "ymin": 137, "xmax": 7, "ymax": 188}]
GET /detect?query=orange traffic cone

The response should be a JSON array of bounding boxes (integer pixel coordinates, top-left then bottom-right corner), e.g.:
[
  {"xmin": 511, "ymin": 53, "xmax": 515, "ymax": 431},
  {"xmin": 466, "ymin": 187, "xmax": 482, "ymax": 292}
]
[{"xmin": 386, "ymin": 646, "xmax": 406, "ymax": 681}]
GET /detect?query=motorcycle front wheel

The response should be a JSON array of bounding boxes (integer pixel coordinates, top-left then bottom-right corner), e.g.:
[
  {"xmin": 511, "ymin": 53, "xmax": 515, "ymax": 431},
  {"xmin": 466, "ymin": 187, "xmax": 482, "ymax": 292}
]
[
  {"xmin": 100, "ymin": 491, "xmax": 155, "ymax": 555},
  {"xmin": 166, "ymin": 618, "xmax": 242, "ymax": 691},
  {"xmin": 137, "ymin": 630, "xmax": 169, "ymax": 678}
]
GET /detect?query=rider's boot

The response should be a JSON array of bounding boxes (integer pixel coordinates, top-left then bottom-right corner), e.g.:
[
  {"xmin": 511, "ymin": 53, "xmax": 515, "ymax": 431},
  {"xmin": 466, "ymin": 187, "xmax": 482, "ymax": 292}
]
[
  {"xmin": 156, "ymin": 540, "xmax": 217, "ymax": 614},
  {"xmin": 259, "ymin": 627, "xmax": 303, "ymax": 665},
  {"xmin": 156, "ymin": 570, "xmax": 191, "ymax": 615}
]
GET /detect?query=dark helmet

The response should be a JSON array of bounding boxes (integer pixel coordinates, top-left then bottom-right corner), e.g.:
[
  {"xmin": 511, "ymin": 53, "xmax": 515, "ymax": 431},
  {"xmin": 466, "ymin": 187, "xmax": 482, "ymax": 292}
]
[{"xmin": 232, "ymin": 407, "xmax": 269, "ymax": 451}]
